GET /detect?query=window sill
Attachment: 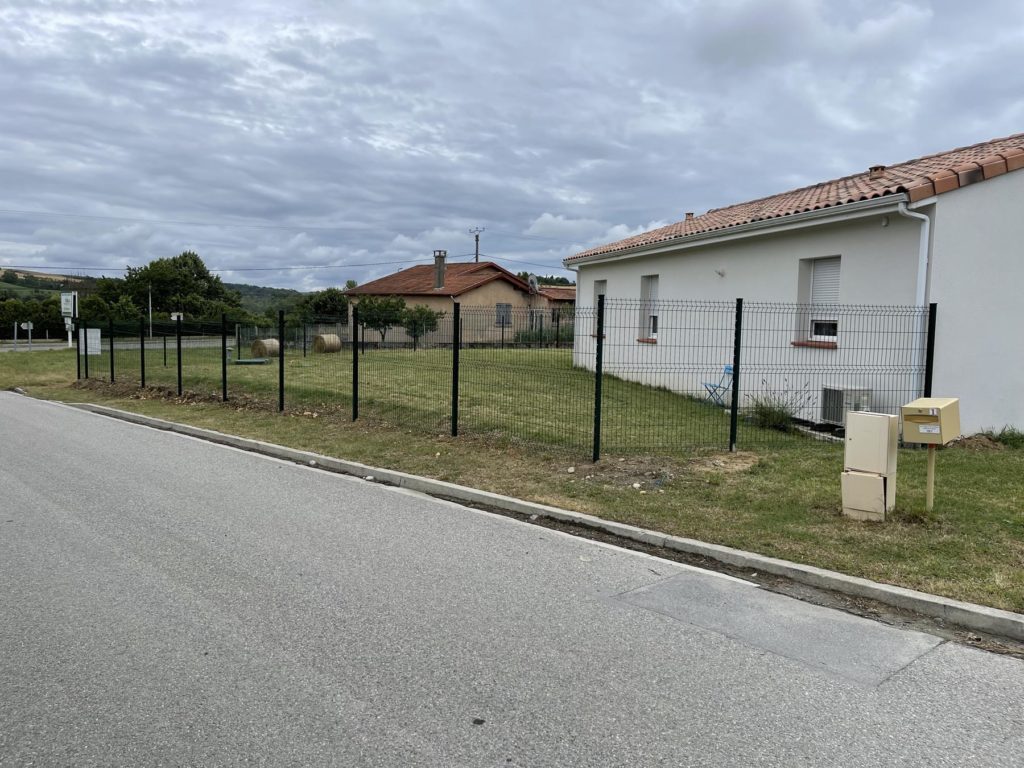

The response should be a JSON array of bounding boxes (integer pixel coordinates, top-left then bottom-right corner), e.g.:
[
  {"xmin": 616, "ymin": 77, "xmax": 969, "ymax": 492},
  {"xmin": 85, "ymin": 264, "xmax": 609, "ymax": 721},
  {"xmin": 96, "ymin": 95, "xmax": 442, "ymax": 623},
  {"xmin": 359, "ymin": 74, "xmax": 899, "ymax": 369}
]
[
  {"xmin": 791, "ymin": 340, "xmax": 838, "ymax": 349},
  {"xmin": 636, "ymin": 337, "xmax": 657, "ymax": 344}
]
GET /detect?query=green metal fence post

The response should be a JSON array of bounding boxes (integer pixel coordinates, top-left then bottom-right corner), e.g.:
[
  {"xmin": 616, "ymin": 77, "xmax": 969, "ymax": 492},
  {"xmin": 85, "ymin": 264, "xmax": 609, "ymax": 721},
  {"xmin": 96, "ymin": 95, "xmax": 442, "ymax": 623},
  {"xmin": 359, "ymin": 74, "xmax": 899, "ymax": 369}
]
[
  {"xmin": 278, "ymin": 310, "xmax": 285, "ymax": 412},
  {"xmin": 352, "ymin": 307, "xmax": 359, "ymax": 421},
  {"xmin": 139, "ymin": 318, "xmax": 146, "ymax": 388},
  {"xmin": 176, "ymin": 316, "xmax": 183, "ymax": 397},
  {"xmin": 451, "ymin": 302, "xmax": 460, "ymax": 437},
  {"xmin": 221, "ymin": 313, "xmax": 228, "ymax": 402},
  {"xmin": 592, "ymin": 295, "xmax": 605, "ymax": 462},
  {"xmin": 729, "ymin": 298, "xmax": 744, "ymax": 453},
  {"xmin": 109, "ymin": 317, "xmax": 115, "ymax": 382}
]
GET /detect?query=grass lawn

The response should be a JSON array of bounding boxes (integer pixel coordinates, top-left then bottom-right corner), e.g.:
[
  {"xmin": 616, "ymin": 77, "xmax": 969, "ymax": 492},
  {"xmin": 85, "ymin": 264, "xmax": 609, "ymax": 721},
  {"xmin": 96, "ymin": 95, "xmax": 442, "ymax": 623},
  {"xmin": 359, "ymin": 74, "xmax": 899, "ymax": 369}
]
[{"xmin": 3, "ymin": 347, "xmax": 1023, "ymax": 613}]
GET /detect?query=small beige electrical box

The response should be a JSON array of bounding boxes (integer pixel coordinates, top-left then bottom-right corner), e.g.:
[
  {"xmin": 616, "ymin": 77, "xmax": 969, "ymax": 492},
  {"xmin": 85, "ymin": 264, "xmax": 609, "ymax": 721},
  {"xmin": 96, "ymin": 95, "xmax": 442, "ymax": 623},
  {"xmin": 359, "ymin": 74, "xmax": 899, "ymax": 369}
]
[
  {"xmin": 901, "ymin": 397, "xmax": 960, "ymax": 445},
  {"xmin": 841, "ymin": 471, "xmax": 896, "ymax": 522},
  {"xmin": 844, "ymin": 412, "xmax": 898, "ymax": 476}
]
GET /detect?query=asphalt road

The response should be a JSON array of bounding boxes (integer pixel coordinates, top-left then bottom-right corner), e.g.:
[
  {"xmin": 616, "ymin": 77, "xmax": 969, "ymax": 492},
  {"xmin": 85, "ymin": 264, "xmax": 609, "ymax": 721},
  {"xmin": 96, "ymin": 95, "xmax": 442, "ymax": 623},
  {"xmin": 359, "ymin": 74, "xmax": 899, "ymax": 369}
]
[
  {"xmin": 0, "ymin": 341, "xmax": 68, "ymax": 353},
  {"xmin": 1, "ymin": 392, "xmax": 1022, "ymax": 767}
]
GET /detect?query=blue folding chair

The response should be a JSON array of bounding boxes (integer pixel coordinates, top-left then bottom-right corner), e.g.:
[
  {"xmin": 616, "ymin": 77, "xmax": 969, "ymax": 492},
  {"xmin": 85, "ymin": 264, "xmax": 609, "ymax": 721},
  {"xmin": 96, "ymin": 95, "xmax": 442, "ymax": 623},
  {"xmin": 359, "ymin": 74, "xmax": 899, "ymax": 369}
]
[{"xmin": 703, "ymin": 364, "xmax": 733, "ymax": 406}]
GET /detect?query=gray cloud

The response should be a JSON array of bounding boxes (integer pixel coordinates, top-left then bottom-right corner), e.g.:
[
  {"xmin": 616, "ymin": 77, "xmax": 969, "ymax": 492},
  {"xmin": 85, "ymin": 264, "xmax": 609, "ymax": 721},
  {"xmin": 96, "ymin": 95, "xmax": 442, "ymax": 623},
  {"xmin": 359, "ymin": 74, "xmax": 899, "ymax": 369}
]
[{"xmin": 0, "ymin": 0, "xmax": 1021, "ymax": 289}]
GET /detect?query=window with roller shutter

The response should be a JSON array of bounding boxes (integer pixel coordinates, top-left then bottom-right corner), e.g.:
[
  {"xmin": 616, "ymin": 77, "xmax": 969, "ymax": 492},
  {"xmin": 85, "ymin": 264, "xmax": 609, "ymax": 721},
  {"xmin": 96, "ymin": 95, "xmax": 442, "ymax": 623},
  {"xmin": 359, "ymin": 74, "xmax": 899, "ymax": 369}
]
[{"xmin": 809, "ymin": 257, "xmax": 840, "ymax": 340}]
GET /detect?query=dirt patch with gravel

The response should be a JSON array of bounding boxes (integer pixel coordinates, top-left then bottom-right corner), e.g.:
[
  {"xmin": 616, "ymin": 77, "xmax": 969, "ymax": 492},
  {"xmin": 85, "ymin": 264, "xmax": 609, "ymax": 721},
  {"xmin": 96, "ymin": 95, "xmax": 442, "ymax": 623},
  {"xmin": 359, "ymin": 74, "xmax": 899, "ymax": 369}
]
[{"xmin": 949, "ymin": 434, "xmax": 1006, "ymax": 451}]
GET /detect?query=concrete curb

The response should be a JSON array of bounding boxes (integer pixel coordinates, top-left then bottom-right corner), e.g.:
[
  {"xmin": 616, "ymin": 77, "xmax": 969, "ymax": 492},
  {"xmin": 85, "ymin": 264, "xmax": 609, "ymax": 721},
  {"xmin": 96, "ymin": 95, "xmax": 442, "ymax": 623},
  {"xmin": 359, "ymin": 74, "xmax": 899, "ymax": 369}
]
[{"xmin": 71, "ymin": 402, "xmax": 1024, "ymax": 643}]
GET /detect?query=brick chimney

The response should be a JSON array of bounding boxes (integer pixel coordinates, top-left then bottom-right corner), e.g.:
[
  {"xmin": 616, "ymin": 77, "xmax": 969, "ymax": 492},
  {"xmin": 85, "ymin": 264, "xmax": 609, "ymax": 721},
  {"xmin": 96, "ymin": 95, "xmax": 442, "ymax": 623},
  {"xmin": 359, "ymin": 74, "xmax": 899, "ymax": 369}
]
[
  {"xmin": 433, "ymin": 250, "xmax": 447, "ymax": 289},
  {"xmin": 685, "ymin": 212, "xmax": 694, "ymax": 220},
  {"xmin": 869, "ymin": 165, "xmax": 886, "ymax": 180}
]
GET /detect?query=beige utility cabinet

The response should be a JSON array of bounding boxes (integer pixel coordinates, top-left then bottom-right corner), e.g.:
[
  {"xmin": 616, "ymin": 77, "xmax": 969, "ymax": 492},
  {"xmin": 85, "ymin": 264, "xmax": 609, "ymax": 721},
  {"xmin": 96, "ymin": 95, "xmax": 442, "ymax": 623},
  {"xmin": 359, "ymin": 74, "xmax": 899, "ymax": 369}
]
[
  {"xmin": 901, "ymin": 397, "xmax": 961, "ymax": 446},
  {"xmin": 841, "ymin": 472, "xmax": 896, "ymax": 522},
  {"xmin": 841, "ymin": 412, "xmax": 899, "ymax": 522},
  {"xmin": 844, "ymin": 411, "xmax": 898, "ymax": 476}
]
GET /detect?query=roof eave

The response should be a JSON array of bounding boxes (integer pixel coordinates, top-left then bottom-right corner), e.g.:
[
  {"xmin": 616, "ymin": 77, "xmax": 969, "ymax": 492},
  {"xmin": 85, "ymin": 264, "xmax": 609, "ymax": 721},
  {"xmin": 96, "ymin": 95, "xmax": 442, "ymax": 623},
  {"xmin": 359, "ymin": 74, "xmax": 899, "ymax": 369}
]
[{"xmin": 564, "ymin": 194, "xmax": 908, "ymax": 269}]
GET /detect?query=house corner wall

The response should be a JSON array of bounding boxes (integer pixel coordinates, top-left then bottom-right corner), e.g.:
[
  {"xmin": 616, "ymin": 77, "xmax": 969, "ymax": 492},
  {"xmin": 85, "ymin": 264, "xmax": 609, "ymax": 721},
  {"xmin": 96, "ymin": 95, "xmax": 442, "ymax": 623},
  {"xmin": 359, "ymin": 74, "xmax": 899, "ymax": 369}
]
[{"xmin": 929, "ymin": 170, "xmax": 1024, "ymax": 434}]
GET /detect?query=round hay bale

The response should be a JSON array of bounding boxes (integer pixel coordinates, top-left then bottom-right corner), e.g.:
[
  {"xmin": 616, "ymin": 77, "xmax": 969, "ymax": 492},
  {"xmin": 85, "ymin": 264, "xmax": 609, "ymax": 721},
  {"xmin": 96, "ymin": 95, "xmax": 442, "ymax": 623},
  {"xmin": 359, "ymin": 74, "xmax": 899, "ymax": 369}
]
[
  {"xmin": 313, "ymin": 333, "xmax": 342, "ymax": 353},
  {"xmin": 251, "ymin": 338, "xmax": 279, "ymax": 357}
]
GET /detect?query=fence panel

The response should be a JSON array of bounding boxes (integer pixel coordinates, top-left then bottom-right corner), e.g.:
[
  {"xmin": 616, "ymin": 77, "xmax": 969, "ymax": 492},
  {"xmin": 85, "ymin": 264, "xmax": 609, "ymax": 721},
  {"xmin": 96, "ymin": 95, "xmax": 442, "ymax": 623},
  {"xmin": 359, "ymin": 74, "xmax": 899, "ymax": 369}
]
[
  {"xmin": 107, "ymin": 320, "xmax": 144, "ymax": 386},
  {"xmin": 584, "ymin": 299, "xmax": 737, "ymax": 453},
  {"xmin": 458, "ymin": 305, "xmax": 592, "ymax": 452},
  {"xmin": 281, "ymin": 315, "xmax": 353, "ymax": 414},
  {"xmin": 353, "ymin": 311, "xmax": 453, "ymax": 434},
  {"xmin": 737, "ymin": 302, "xmax": 928, "ymax": 445}
]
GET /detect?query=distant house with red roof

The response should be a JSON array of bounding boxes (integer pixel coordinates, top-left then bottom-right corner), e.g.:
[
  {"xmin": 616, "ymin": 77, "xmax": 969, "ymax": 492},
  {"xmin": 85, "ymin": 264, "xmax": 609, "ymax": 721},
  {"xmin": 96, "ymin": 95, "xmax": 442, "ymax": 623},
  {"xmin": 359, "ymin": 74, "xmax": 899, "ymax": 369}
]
[
  {"xmin": 564, "ymin": 132, "xmax": 1024, "ymax": 433},
  {"xmin": 344, "ymin": 251, "xmax": 574, "ymax": 344}
]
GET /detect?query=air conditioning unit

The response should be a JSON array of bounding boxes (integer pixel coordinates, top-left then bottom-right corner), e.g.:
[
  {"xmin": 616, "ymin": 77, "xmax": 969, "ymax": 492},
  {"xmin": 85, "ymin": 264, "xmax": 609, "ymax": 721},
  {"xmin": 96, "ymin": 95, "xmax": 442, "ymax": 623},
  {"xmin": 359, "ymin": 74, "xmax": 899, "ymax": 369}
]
[{"xmin": 821, "ymin": 386, "xmax": 872, "ymax": 426}]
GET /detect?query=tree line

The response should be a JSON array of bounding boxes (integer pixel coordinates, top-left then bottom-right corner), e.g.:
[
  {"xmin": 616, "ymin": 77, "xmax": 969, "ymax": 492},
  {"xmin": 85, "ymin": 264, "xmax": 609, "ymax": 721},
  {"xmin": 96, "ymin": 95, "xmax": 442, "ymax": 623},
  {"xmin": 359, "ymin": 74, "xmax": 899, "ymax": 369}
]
[{"xmin": 0, "ymin": 253, "xmax": 356, "ymax": 339}]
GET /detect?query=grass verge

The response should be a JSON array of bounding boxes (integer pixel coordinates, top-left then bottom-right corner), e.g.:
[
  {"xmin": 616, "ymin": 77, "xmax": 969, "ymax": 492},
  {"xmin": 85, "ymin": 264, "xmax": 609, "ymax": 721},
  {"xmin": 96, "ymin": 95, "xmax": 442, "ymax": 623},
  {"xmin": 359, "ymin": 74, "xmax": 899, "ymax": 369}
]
[{"xmin": 4, "ymin": 348, "xmax": 1024, "ymax": 613}]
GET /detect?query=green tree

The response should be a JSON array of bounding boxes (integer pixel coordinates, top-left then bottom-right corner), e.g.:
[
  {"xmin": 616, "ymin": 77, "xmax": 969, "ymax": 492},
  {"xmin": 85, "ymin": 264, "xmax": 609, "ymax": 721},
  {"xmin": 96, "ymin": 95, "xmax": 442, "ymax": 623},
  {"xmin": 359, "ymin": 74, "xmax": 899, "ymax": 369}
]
[
  {"xmin": 0, "ymin": 298, "xmax": 26, "ymax": 339},
  {"xmin": 344, "ymin": 279, "xmax": 358, "ymax": 290},
  {"xmin": 79, "ymin": 294, "xmax": 111, "ymax": 322},
  {"xmin": 356, "ymin": 295, "xmax": 406, "ymax": 344},
  {"xmin": 292, "ymin": 287, "xmax": 349, "ymax": 323},
  {"xmin": 110, "ymin": 294, "xmax": 142, "ymax": 322},
  {"xmin": 515, "ymin": 272, "xmax": 574, "ymax": 286},
  {"xmin": 401, "ymin": 304, "xmax": 444, "ymax": 351},
  {"xmin": 123, "ymin": 251, "xmax": 241, "ymax": 319},
  {"xmin": 94, "ymin": 276, "xmax": 128, "ymax": 306}
]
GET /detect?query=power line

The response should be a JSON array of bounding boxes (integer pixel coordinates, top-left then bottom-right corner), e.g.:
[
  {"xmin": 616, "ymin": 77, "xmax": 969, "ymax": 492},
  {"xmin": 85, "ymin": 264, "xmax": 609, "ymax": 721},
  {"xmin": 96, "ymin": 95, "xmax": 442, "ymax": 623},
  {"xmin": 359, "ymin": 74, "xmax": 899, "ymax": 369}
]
[
  {"xmin": 1, "ymin": 257, "xmax": 434, "ymax": 275},
  {"xmin": 479, "ymin": 253, "xmax": 574, "ymax": 273}
]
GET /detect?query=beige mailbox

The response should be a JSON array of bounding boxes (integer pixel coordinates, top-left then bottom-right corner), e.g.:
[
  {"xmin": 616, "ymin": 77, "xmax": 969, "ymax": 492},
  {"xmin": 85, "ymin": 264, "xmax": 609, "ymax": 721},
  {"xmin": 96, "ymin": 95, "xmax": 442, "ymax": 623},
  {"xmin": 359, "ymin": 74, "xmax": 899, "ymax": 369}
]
[
  {"xmin": 901, "ymin": 397, "xmax": 960, "ymax": 446},
  {"xmin": 901, "ymin": 396, "xmax": 961, "ymax": 512}
]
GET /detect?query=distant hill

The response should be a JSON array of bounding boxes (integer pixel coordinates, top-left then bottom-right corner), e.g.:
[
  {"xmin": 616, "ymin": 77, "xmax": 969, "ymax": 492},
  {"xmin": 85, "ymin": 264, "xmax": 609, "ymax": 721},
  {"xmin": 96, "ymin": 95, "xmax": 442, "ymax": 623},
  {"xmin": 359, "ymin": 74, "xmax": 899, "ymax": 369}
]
[
  {"xmin": 224, "ymin": 282, "xmax": 304, "ymax": 317},
  {"xmin": 0, "ymin": 269, "xmax": 89, "ymax": 301},
  {"xmin": 0, "ymin": 270, "xmax": 311, "ymax": 319}
]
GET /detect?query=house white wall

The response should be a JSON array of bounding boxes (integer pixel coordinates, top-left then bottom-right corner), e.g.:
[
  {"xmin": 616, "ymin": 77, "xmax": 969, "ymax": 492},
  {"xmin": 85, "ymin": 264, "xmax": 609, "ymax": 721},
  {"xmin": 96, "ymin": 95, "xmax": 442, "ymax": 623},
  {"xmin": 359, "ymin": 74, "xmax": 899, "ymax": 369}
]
[
  {"xmin": 929, "ymin": 170, "xmax": 1024, "ymax": 433},
  {"xmin": 571, "ymin": 211, "xmax": 927, "ymax": 424},
  {"xmin": 574, "ymin": 212, "xmax": 921, "ymax": 307}
]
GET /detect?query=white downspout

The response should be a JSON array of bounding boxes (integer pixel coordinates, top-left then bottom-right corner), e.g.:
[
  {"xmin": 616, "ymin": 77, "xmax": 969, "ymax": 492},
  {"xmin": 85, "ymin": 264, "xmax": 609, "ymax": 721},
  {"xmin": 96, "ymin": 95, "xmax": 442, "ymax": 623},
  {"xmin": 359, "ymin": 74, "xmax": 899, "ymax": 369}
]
[
  {"xmin": 897, "ymin": 202, "xmax": 931, "ymax": 306},
  {"xmin": 897, "ymin": 201, "xmax": 933, "ymax": 399}
]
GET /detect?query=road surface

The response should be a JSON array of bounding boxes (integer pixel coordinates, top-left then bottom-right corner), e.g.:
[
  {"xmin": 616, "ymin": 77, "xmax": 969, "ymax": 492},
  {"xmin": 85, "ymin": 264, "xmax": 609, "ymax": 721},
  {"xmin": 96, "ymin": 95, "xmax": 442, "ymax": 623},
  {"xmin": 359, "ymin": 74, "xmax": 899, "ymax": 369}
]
[{"xmin": 1, "ymin": 392, "xmax": 1022, "ymax": 766}]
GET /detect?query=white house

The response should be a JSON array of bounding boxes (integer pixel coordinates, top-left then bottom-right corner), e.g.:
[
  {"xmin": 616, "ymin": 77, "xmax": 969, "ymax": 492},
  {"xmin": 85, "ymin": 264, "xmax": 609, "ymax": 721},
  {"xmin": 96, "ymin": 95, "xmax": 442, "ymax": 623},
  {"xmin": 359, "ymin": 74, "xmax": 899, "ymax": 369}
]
[{"xmin": 564, "ymin": 132, "xmax": 1024, "ymax": 435}]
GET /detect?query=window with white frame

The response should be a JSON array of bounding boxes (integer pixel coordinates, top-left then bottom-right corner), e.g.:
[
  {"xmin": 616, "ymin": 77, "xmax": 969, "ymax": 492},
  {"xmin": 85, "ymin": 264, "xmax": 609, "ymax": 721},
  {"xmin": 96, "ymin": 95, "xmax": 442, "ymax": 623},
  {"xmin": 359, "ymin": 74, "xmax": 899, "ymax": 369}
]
[
  {"xmin": 808, "ymin": 257, "xmax": 840, "ymax": 340},
  {"xmin": 639, "ymin": 274, "xmax": 659, "ymax": 339}
]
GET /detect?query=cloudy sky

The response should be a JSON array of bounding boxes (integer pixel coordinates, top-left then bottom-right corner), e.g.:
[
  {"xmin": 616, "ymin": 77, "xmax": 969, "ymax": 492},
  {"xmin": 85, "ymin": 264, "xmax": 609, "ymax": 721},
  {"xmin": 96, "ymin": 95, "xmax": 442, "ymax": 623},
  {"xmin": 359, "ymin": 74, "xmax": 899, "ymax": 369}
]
[{"xmin": 1, "ymin": 0, "xmax": 1022, "ymax": 291}]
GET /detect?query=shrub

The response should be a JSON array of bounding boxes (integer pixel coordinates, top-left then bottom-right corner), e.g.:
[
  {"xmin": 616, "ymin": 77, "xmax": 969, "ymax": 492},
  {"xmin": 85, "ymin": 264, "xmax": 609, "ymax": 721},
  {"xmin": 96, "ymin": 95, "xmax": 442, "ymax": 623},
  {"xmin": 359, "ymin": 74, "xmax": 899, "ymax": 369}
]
[
  {"xmin": 744, "ymin": 379, "xmax": 816, "ymax": 433},
  {"xmin": 512, "ymin": 325, "xmax": 574, "ymax": 345}
]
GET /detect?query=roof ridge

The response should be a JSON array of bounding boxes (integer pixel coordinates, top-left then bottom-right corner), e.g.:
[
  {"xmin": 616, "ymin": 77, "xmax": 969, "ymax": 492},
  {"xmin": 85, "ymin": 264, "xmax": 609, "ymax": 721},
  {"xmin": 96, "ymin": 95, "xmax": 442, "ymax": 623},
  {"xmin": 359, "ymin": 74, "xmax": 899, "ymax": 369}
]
[
  {"xmin": 568, "ymin": 131, "xmax": 1024, "ymax": 262},
  {"xmin": 705, "ymin": 131, "xmax": 1024, "ymax": 216}
]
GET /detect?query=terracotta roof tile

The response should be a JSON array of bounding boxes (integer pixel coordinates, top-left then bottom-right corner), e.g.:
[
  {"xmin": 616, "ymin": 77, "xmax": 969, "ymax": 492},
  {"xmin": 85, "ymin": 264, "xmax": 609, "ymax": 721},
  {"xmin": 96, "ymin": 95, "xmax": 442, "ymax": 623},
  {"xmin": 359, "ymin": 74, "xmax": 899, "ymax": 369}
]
[
  {"xmin": 343, "ymin": 261, "xmax": 531, "ymax": 298},
  {"xmin": 568, "ymin": 132, "xmax": 1024, "ymax": 262},
  {"xmin": 539, "ymin": 285, "xmax": 576, "ymax": 301}
]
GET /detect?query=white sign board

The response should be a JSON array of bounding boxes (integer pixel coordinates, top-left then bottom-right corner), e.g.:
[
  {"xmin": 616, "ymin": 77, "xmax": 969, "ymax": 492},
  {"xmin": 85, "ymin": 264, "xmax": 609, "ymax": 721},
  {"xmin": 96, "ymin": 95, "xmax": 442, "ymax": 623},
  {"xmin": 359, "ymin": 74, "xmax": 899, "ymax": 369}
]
[
  {"xmin": 78, "ymin": 327, "xmax": 101, "ymax": 355},
  {"xmin": 20, "ymin": 322, "xmax": 33, "ymax": 330},
  {"xmin": 61, "ymin": 292, "xmax": 77, "ymax": 318}
]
